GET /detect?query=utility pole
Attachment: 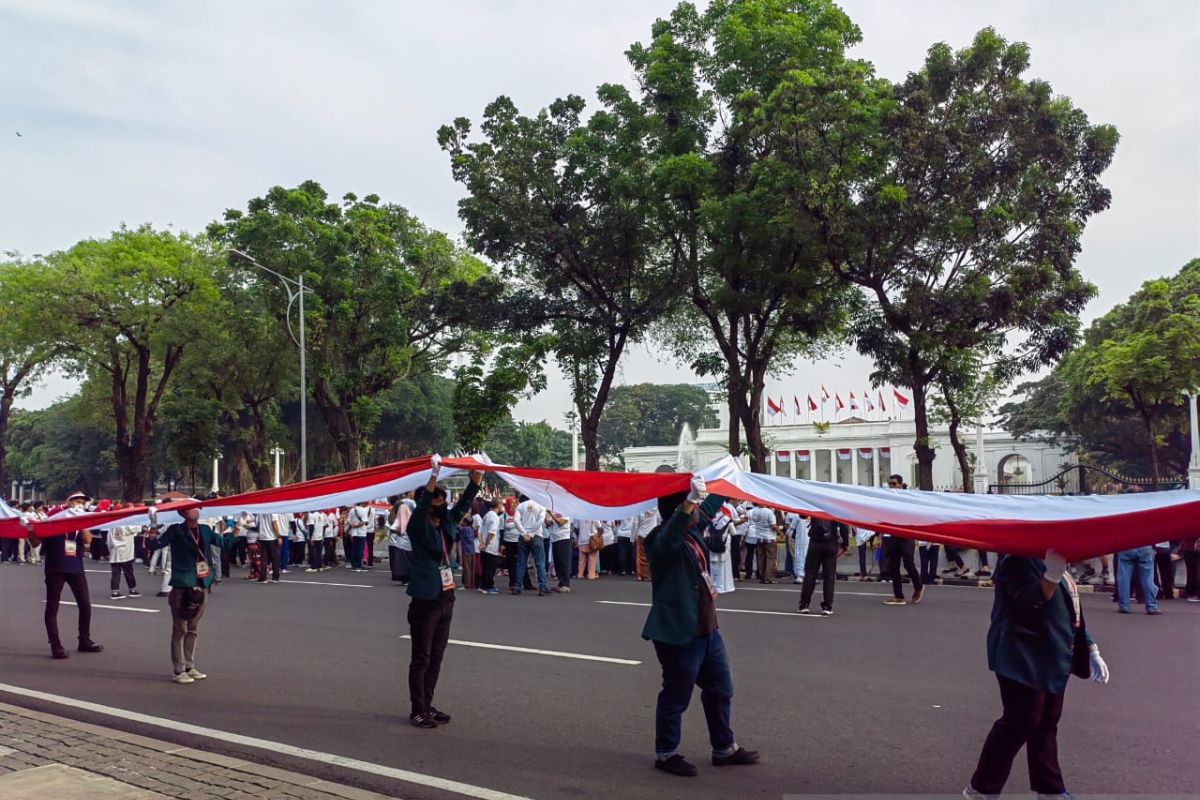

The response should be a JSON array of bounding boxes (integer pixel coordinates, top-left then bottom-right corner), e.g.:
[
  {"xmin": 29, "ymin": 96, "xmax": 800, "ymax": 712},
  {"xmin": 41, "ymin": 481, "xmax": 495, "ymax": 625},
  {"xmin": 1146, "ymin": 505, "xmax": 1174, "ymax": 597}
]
[
  {"xmin": 271, "ymin": 446, "xmax": 284, "ymax": 488},
  {"xmin": 1186, "ymin": 390, "xmax": 1200, "ymax": 490}
]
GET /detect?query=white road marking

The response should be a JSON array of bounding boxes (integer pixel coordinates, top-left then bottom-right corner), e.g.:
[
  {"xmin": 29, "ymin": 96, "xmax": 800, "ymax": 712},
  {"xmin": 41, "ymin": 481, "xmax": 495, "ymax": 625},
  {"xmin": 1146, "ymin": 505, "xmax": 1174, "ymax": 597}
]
[
  {"xmin": 278, "ymin": 580, "xmax": 371, "ymax": 588},
  {"xmin": 399, "ymin": 636, "xmax": 641, "ymax": 665},
  {"xmin": 43, "ymin": 601, "xmax": 159, "ymax": 614},
  {"xmin": 0, "ymin": 684, "xmax": 533, "ymax": 800},
  {"xmin": 595, "ymin": 600, "xmax": 819, "ymax": 617}
]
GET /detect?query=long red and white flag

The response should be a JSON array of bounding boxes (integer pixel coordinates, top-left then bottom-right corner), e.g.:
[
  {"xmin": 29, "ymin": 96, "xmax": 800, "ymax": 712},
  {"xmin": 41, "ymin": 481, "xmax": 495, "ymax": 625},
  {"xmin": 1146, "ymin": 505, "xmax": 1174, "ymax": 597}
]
[{"xmin": 11, "ymin": 455, "xmax": 1200, "ymax": 563}]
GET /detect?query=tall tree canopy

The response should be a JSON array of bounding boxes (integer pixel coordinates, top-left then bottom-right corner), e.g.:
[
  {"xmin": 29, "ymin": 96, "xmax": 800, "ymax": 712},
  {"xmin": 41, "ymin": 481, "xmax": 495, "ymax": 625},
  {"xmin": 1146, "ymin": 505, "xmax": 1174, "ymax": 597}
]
[
  {"xmin": 17, "ymin": 226, "xmax": 219, "ymax": 500},
  {"xmin": 631, "ymin": 0, "xmax": 864, "ymax": 471},
  {"xmin": 439, "ymin": 86, "xmax": 680, "ymax": 470},
  {"xmin": 208, "ymin": 181, "xmax": 489, "ymax": 471},
  {"xmin": 818, "ymin": 27, "xmax": 1117, "ymax": 488}
]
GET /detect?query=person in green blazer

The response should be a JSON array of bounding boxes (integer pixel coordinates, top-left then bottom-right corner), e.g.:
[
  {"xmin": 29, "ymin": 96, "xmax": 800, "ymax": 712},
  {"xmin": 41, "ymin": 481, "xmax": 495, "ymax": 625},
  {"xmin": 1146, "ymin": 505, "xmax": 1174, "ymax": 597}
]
[
  {"xmin": 148, "ymin": 507, "xmax": 221, "ymax": 685},
  {"xmin": 964, "ymin": 550, "xmax": 1110, "ymax": 799},
  {"xmin": 642, "ymin": 476, "xmax": 759, "ymax": 777},
  {"xmin": 404, "ymin": 454, "xmax": 482, "ymax": 729}
]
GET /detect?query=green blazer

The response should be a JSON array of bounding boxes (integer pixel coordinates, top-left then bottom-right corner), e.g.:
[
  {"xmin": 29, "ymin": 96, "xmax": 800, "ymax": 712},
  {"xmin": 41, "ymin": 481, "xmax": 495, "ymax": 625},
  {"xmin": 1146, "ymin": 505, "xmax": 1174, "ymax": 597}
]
[
  {"xmin": 150, "ymin": 523, "xmax": 220, "ymax": 589},
  {"xmin": 986, "ymin": 555, "xmax": 1095, "ymax": 695},
  {"xmin": 405, "ymin": 481, "xmax": 480, "ymax": 601},
  {"xmin": 641, "ymin": 494, "xmax": 726, "ymax": 647}
]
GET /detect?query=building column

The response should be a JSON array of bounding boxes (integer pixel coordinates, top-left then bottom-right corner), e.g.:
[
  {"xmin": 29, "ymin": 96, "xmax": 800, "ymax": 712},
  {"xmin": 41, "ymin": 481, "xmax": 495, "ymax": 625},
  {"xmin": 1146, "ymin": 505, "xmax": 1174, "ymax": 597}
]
[
  {"xmin": 973, "ymin": 424, "xmax": 989, "ymax": 494},
  {"xmin": 850, "ymin": 449, "xmax": 860, "ymax": 486},
  {"xmin": 871, "ymin": 448, "xmax": 880, "ymax": 486},
  {"xmin": 830, "ymin": 448, "xmax": 838, "ymax": 484}
]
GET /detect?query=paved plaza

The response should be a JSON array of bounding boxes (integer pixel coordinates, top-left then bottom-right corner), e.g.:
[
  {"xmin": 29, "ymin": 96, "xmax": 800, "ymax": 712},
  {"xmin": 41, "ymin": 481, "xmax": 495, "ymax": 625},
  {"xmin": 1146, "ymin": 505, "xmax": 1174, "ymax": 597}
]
[{"xmin": 1, "ymin": 560, "xmax": 1197, "ymax": 799}]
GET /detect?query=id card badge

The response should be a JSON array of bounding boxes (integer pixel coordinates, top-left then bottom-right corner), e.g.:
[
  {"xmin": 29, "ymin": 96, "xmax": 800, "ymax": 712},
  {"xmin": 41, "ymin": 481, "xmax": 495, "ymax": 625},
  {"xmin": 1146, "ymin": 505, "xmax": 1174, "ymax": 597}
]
[
  {"xmin": 196, "ymin": 560, "xmax": 211, "ymax": 580},
  {"xmin": 440, "ymin": 566, "xmax": 456, "ymax": 591},
  {"xmin": 64, "ymin": 537, "xmax": 77, "ymax": 557},
  {"xmin": 701, "ymin": 570, "xmax": 718, "ymax": 599}
]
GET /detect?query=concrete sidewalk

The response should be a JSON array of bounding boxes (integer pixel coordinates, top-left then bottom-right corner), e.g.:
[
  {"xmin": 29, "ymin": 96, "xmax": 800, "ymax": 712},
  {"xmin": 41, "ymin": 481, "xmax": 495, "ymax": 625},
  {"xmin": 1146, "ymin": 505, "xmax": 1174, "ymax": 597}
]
[{"xmin": 0, "ymin": 703, "xmax": 398, "ymax": 800}]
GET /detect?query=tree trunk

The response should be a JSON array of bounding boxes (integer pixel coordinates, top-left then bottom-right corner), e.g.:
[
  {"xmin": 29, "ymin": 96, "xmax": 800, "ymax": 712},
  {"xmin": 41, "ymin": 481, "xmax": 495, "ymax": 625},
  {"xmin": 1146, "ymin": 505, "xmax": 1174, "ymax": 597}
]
[
  {"xmin": 726, "ymin": 381, "xmax": 741, "ymax": 458},
  {"xmin": 738, "ymin": 363, "xmax": 769, "ymax": 473},
  {"xmin": 244, "ymin": 402, "xmax": 274, "ymax": 489},
  {"xmin": 911, "ymin": 380, "xmax": 936, "ymax": 491},
  {"xmin": 1131, "ymin": 391, "xmax": 1162, "ymax": 487},
  {"xmin": 313, "ymin": 378, "xmax": 357, "ymax": 471},
  {"xmin": 0, "ymin": 389, "xmax": 12, "ymax": 493},
  {"xmin": 947, "ymin": 416, "xmax": 972, "ymax": 493},
  {"xmin": 580, "ymin": 331, "xmax": 628, "ymax": 472}
]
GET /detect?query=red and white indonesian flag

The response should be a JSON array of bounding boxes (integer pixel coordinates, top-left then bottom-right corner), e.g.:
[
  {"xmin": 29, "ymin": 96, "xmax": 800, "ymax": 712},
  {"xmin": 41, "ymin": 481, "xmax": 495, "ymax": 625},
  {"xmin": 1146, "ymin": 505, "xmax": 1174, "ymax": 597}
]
[
  {"xmin": 11, "ymin": 454, "xmax": 1200, "ymax": 563},
  {"xmin": 0, "ymin": 498, "xmax": 22, "ymax": 539}
]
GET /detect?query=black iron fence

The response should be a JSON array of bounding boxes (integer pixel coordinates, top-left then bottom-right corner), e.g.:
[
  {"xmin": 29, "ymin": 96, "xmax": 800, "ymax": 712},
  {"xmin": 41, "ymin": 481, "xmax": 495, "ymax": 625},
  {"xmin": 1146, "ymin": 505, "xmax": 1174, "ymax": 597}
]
[{"xmin": 988, "ymin": 464, "xmax": 1187, "ymax": 496}]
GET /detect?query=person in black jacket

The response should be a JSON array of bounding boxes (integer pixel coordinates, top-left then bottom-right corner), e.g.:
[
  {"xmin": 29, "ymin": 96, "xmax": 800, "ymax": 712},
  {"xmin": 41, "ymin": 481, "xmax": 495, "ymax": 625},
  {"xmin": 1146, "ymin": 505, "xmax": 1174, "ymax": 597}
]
[
  {"xmin": 963, "ymin": 549, "xmax": 1110, "ymax": 799},
  {"xmin": 404, "ymin": 455, "xmax": 482, "ymax": 729},
  {"xmin": 642, "ymin": 477, "xmax": 759, "ymax": 777},
  {"xmin": 797, "ymin": 516, "xmax": 849, "ymax": 616}
]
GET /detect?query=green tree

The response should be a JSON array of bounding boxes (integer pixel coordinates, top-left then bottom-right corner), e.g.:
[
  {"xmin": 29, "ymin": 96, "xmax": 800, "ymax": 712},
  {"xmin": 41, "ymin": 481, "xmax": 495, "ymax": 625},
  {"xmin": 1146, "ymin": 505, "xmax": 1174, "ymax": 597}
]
[
  {"xmin": 820, "ymin": 28, "xmax": 1116, "ymax": 489},
  {"xmin": 20, "ymin": 226, "xmax": 219, "ymax": 500},
  {"xmin": 929, "ymin": 350, "xmax": 1004, "ymax": 492},
  {"xmin": 373, "ymin": 374, "xmax": 457, "ymax": 461},
  {"xmin": 597, "ymin": 383, "xmax": 718, "ymax": 461},
  {"xmin": 209, "ymin": 181, "xmax": 488, "ymax": 471},
  {"xmin": 483, "ymin": 418, "xmax": 573, "ymax": 470},
  {"xmin": 1060, "ymin": 260, "xmax": 1200, "ymax": 483},
  {"xmin": 6, "ymin": 399, "xmax": 117, "ymax": 499},
  {"xmin": 0, "ymin": 260, "xmax": 61, "ymax": 491},
  {"xmin": 631, "ymin": 0, "xmax": 864, "ymax": 471},
  {"xmin": 439, "ymin": 86, "xmax": 680, "ymax": 471}
]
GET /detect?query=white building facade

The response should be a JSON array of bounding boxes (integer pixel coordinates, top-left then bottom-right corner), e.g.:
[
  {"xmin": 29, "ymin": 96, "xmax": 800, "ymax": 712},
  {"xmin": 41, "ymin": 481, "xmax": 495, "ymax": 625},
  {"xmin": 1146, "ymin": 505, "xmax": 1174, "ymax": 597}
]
[{"xmin": 622, "ymin": 391, "xmax": 1075, "ymax": 491}]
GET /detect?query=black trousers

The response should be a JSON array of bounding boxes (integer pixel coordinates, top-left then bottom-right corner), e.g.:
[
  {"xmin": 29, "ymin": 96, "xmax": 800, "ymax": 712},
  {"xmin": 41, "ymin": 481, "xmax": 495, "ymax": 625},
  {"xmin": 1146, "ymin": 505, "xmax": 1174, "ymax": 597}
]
[
  {"xmin": 616, "ymin": 538, "xmax": 634, "ymax": 576},
  {"xmin": 407, "ymin": 593, "xmax": 454, "ymax": 716},
  {"xmin": 110, "ymin": 561, "xmax": 136, "ymax": 592},
  {"xmin": 800, "ymin": 540, "xmax": 839, "ymax": 611},
  {"xmin": 552, "ymin": 539, "xmax": 572, "ymax": 587},
  {"xmin": 970, "ymin": 674, "xmax": 1066, "ymax": 795},
  {"xmin": 220, "ymin": 547, "xmax": 231, "ymax": 578},
  {"xmin": 234, "ymin": 537, "xmax": 248, "ymax": 565},
  {"xmin": 742, "ymin": 542, "xmax": 758, "ymax": 580},
  {"xmin": 1183, "ymin": 551, "xmax": 1198, "ymax": 599},
  {"xmin": 504, "ymin": 541, "xmax": 519, "ymax": 587},
  {"xmin": 730, "ymin": 535, "xmax": 743, "ymax": 578},
  {"xmin": 886, "ymin": 537, "xmax": 922, "ymax": 599},
  {"xmin": 919, "ymin": 544, "xmax": 940, "ymax": 584},
  {"xmin": 480, "ymin": 551, "xmax": 498, "ymax": 591},
  {"xmin": 943, "ymin": 545, "xmax": 965, "ymax": 569},
  {"xmin": 258, "ymin": 540, "xmax": 281, "ymax": 581},
  {"xmin": 45, "ymin": 572, "xmax": 92, "ymax": 649},
  {"xmin": 1154, "ymin": 551, "xmax": 1176, "ymax": 599}
]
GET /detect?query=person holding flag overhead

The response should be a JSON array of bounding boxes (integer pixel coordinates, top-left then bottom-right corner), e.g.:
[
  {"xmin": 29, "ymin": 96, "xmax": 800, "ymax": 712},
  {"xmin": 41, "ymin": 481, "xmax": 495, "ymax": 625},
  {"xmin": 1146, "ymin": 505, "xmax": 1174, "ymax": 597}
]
[
  {"xmin": 643, "ymin": 476, "xmax": 759, "ymax": 777},
  {"xmin": 404, "ymin": 455, "xmax": 482, "ymax": 729},
  {"xmin": 29, "ymin": 491, "xmax": 104, "ymax": 660}
]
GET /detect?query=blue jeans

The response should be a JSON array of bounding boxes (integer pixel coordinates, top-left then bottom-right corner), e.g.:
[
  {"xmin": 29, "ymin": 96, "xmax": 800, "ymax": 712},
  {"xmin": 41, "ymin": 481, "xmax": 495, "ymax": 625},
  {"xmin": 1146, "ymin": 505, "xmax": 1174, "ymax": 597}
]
[
  {"xmin": 652, "ymin": 631, "xmax": 736, "ymax": 759},
  {"xmin": 1117, "ymin": 547, "xmax": 1158, "ymax": 612},
  {"xmin": 279, "ymin": 537, "xmax": 290, "ymax": 569},
  {"xmin": 516, "ymin": 538, "xmax": 548, "ymax": 592}
]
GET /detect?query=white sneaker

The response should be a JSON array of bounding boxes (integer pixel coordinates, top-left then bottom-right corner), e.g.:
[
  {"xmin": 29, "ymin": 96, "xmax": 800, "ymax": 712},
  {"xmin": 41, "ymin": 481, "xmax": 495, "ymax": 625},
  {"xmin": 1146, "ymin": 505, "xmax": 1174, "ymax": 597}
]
[
  {"xmin": 173, "ymin": 672, "xmax": 195, "ymax": 684},
  {"xmin": 186, "ymin": 668, "xmax": 207, "ymax": 680},
  {"xmin": 963, "ymin": 786, "xmax": 998, "ymax": 800}
]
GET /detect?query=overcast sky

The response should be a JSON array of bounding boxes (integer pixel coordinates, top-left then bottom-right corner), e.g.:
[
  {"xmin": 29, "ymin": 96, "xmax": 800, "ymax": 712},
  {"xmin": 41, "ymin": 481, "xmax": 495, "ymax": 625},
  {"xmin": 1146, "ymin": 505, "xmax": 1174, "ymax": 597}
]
[{"xmin": 3, "ymin": 0, "xmax": 1197, "ymax": 428}]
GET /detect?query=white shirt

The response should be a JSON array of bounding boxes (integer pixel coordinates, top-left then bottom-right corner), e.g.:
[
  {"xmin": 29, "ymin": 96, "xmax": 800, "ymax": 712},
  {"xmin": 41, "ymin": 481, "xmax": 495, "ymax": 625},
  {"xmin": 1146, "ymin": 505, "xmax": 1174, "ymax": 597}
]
[
  {"xmin": 256, "ymin": 514, "xmax": 277, "ymax": 542},
  {"xmin": 748, "ymin": 506, "xmax": 775, "ymax": 543},
  {"xmin": 733, "ymin": 504, "xmax": 751, "ymax": 537},
  {"xmin": 482, "ymin": 510, "xmax": 502, "ymax": 555},
  {"xmin": 309, "ymin": 511, "xmax": 327, "ymax": 541},
  {"xmin": 515, "ymin": 500, "xmax": 546, "ymax": 538},
  {"xmin": 634, "ymin": 509, "xmax": 660, "ymax": 539},
  {"xmin": 108, "ymin": 526, "xmax": 136, "ymax": 563},
  {"xmin": 599, "ymin": 520, "xmax": 615, "ymax": 547},
  {"xmin": 348, "ymin": 506, "xmax": 371, "ymax": 538},
  {"xmin": 546, "ymin": 514, "xmax": 572, "ymax": 542},
  {"xmin": 784, "ymin": 512, "xmax": 806, "ymax": 539},
  {"xmin": 502, "ymin": 512, "xmax": 520, "ymax": 543},
  {"xmin": 615, "ymin": 517, "xmax": 634, "ymax": 540}
]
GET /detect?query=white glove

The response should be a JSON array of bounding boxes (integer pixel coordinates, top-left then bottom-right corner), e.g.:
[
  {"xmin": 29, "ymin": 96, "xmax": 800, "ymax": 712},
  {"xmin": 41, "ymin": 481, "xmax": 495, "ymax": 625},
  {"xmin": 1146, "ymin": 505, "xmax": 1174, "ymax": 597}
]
[
  {"xmin": 430, "ymin": 454, "xmax": 442, "ymax": 478},
  {"xmin": 1043, "ymin": 549, "xmax": 1067, "ymax": 583},
  {"xmin": 1088, "ymin": 644, "xmax": 1109, "ymax": 685},
  {"xmin": 687, "ymin": 476, "xmax": 707, "ymax": 504}
]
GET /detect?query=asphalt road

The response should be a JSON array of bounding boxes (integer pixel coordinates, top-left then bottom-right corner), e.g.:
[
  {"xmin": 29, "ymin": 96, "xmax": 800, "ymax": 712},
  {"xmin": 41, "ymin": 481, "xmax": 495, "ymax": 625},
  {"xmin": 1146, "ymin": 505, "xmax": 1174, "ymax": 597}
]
[{"xmin": 1, "ymin": 557, "xmax": 1197, "ymax": 799}]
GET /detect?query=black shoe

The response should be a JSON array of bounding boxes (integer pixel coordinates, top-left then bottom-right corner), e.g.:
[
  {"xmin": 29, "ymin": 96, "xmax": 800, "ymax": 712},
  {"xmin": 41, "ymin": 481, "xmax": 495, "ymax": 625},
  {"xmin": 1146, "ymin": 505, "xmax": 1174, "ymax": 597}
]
[
  {"xmin": 409, "ymin": 712, "xmax": 438, "ymax": 729},
  {"xmin": 654, "ymin": 754, "xmax": 697, "ymax": 777},
  {"xmin": 538, "ymin": 589, "xmax": 551, "ymax": 596},
  {"xmin": 428, "ymin": 707, "xmax": 451, "ymax": 724},
  {"xmin": 712, "ymin": 747, "xmax": 759, "ymax": 767},
  {"xmin": 156, "ymin": 591, "xmax": 169, "ymax": 597},
  {"xmin": 78, "ymin": 641, "xmax": 104, "ymax": 653},
  {"xmin": 51, "ymin": 647, "xmax": 68, "ymax": 660},
  {"xmin": 797, "ymin": 606, "xmax": 812, "ymax": 615}
]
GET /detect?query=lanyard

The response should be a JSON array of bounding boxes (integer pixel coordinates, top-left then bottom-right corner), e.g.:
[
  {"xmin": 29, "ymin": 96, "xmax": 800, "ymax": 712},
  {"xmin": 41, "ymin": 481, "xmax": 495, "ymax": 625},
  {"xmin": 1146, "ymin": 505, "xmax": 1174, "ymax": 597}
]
[
  {"xmin": 1061, "ymin": 572, "xmax": 1081, "ymax": 629},
  {"xmin": 684, "ymin": 536, "xmax": 708, "ymax": 573}
]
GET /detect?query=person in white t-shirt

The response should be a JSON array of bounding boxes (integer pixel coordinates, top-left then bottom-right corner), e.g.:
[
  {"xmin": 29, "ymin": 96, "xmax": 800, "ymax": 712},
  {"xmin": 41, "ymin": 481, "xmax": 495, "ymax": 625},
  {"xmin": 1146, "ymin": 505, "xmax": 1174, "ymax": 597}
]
[
  {"xmin": 546, "ymin": 509, "xmax": 573, "ymax": 593},
  {"xmin": 346, "ymin": 502, "xmax": 372, "ymax": 571},
  {"xmin": 513, "ymin": 495, "xmax": 549, "ymax": 595},
  {"xmin": 255, "ymin": 513, "xmax": 282, "ymax": 583},
  {"xmin": 108, "ymin": 525, "xmax": 140, "ymax": 599},
  {"xmin": 479, "ymin": 498, "xmax": 503, "ymax": 594},
  {"xmin": 615, "ymin": 516, "xmax": 635, "ymax": 576},
  {"xmin": 305, "ymin": 510, "xmax": 326, "ymax": 573}
]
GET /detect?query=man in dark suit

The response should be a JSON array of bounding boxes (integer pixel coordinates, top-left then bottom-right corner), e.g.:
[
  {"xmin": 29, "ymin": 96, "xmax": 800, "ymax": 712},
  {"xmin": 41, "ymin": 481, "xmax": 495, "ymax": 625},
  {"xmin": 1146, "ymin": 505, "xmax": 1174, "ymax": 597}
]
[
  {"xmin": 964, "ymin": 549, "xmax": 1110, "ymax": 798},
  {"xmin": 642, "ymin": 476, "xmax": 759, "ymax": 777},
  {"xmin": 404, "ymin": 455, "xmax": 482, "ymax": 729}
]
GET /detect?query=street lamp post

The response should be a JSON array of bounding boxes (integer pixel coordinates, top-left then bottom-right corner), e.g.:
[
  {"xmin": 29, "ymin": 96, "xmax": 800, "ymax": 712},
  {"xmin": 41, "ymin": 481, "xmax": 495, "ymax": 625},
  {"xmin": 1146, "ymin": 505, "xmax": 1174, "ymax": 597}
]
[
  {"xmin": 973, "ymin": 421, "xmax": 989, "ymax": 494},
  {"xmin": 230, "ymin": 250, "xmax": 312, "ymax": 482},
  {"xmin": 1186, "ymin": 390, "xmax": 1200, "ymax": 490},
  {"xmin": 210, "ymin": 452, "xmax": 222, "ymax": 496},
  {"xmin": 270, "ymin": 446, "xmax": 284, "ymax": 488}
]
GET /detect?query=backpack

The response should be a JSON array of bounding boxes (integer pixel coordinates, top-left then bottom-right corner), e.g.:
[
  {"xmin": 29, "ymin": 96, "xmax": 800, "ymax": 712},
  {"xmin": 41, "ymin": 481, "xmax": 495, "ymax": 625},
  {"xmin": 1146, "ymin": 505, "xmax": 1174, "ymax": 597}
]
[{"xmin": 705, "ymin": 519, "xmax": 728, "ymax": 554}]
